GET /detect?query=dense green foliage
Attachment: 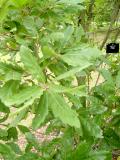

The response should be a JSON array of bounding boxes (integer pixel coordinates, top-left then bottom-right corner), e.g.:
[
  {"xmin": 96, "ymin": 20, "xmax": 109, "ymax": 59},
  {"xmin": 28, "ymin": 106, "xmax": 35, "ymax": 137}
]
[{"xmin": 0, "ymin": 0, "xmax": 119, "ymax": 159}]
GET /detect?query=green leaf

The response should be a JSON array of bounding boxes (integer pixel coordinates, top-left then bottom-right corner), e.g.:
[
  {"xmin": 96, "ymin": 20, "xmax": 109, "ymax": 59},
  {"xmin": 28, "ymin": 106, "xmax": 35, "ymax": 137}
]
[
  {"xmin": 32, "ymin": 92, "xmax": 48, "ymax": 130},
  {"xmin": 66, "ymin": 93, "xmax": 83, "ymax": 109},
  {"xmin": 56, "ymin": 63, "xmax": 91, "ymax": 80},
  {"xmin": 50, "ymin": 32, "xmax": 64, "ymax": 42},
  {"xmin": 0, "ymin": 0, "xmax": 9, "ymax": 23},
  {"xmin": 57, "ymin": 0, "xmax": 84, "ymax": 5},
  {"xmin": 6, "ymin": 142, "xmax": 22, "ymax": 155},
  {"xmin": 18, "ymin": 125, "xmax": 30, "ymax": 134},
  {"xmin": 48, "ymin": 91, "xmax": 81, "ymax": 128},
  {"xmin": 118, "ymin": 156, "xmax": 120, "ymax": 160},
  {"xmin": 23, "ymin": 16, "xmax": 37, "ymax": 36},
  {"xmin": 7, "ymin": 127, "xmax": 18, "ymax": 140},
  {"xmin": 20, "ymin": 46, "xmax": 45, "ymax": 82},
  {"xmin": 89, "ymin": 150, "xmax": 111, "ymax": 160},
  {"xmin": 61, "ymin": 26, "xmax": 74, "ymax": 48},
  {"xmin": 25, "ymin": 132, "xmax": 41, "ymax": 151},
  {"xmin": 0, "ymin": 143, "xmax": 16, "ymax": 160},
  {"xmin": 6, "ymin": 85, "xmax": 43, "ymax": 106},
  {"xmin": 60, "ymin": 128, "xmax": 74, "ymax": 157},
  {"xmin": 17, "ymin": 152, "xmax": 40, "ymax": 160},
  {"xmin": 75, "ymin": 26, "xmax": 85, "ymax": 42},
  {"xmin": 66, "ymin": 141, "xmax": 90, "ymax": 160},
  {"xmin": 100, "ymin": 68, "xmax": 113, "ymax": 83},
  {"xmin": 9, "ymin": 93, "xmax": 42, "ymax": 122},
  {"xmin": 0, "ymin": 62, "xmax": 10, "ymax": 74},
  {"xmin": 104, "ymin": 128, "xmax": 120, "ymax": 148},
  {"xmin": 116, "ymin": 70, "xmax": 120, "ymax": 88},
  {"xmin": 49, "ymin": 84, "xmax": 87, "ymax": 97},
  {"xmin": 0, "ymin": 80, "xmax": 19, "ymax": 106},
  {"xmin": 88, "ymin": 105, "xmax": 107, "ymax": 115},
  {"xmin": 0, "ymin": 100, "xmax": 10, "ymax": 122},
  {"xmin": 0, "ymin": 128, "xmax": 8, "ymax": 138},
  {"xmin": 61, "ymin": 47, "xmax": 101, "ymax": 66},
  {"xmin": 80, "ymin": 116, "xmax": 103, "ymax": 138},
  {"xmin": 0, "ymin": 62, "xmax": 22, "ymax": 74},
  {"xmin": 0, "ymin": 63, "xmax": 23, "ymax": 81},
  {"xmin": 42, "ymin": 46, "xmax": 57, "ymax": 58},
  {"xmin": 10, "ymin": 108, "xmax": 28, "ymax": 127},
  {"xmin": 5, "ymin": 70, "xmax": 21, "ymax": 81},
  {"xmin": 11, "ymin": 0, "xmax": 29, "ymax": 7}
]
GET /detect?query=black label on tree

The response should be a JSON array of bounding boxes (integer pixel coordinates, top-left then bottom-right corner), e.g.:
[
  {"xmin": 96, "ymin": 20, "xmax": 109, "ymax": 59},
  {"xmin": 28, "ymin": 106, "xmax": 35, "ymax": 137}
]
[{"xmin": 106, "ymin": 43, "xmax": 119, "ymax": 53}]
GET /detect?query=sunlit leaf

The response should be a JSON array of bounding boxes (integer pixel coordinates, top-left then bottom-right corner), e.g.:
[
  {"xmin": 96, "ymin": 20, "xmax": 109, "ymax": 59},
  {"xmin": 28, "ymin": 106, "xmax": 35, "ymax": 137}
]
[
  {"xmin": 56, "ymin": 63, "xmax": 91, "ymax": 80},
  {"xmin": 20, "ymin": 46, "xmax": 45, "ymax": 82},
  {"xmin": 48, "ymin": 91, "xmax": 81, "ymax": 128},
  {"xmin": 61, "ymin": 47, "xmax": 101, "ymax": 66},
  {"xmin": 6, "ymin": 85, "xmax": 43, "ymax": 106}
]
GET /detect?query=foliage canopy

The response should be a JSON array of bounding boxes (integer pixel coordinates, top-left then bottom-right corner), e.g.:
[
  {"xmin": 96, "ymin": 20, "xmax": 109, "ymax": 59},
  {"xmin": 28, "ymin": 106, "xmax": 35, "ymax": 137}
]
[{"xmin": 0, "ymin": 0, "xmax": 119, "ymax": 159}]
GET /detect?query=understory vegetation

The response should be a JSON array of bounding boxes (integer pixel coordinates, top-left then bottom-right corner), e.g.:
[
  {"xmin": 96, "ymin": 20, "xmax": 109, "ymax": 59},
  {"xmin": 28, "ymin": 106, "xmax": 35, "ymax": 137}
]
[{"xmin": 0, "ymin": 0, "xmax": 120, "ymax": 159}]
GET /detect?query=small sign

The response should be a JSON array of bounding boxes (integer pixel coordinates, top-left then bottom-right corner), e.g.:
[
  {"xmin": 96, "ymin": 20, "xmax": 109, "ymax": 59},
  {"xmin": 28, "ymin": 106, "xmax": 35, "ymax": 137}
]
[{"xmin": 106, "ymin": 43, "xmax": 119, "ymax": 53}]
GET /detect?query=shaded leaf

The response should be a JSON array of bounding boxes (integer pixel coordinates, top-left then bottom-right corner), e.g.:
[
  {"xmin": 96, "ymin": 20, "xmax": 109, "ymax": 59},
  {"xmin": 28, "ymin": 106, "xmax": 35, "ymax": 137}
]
[
  {"xmin": 61, "ymin": 26, "xmax": 74, "ymax": 48},
  {"xmin": 0, "ymin": 100, "xmax": 10, "ymax": 122},
  {"xmin": 50, "ymin": 32, "xmax": 64, "ymax": 42},
  {"xmin": 56, "ymin": 63, "xmax": 91, "ymax": 80},
  {"xmin": 80, "ymin": 116, "xmax": 103, "ymax": 138},
  {"xmin": 17, "ymin": 152, "xmax": 40, "ymax": 160},
  {"xmin": 25, "ymin": 132, "xmax": 41, "ymax": 151},
  {"xmin": 65, "ymin": 141, "xmax": 90, "ymax": 160},
  {"xmin": 7, "ymin": 127, "xmax": 18, "ymax": 140},
  {"xmin": 18, "ymin": 125, "xmax": 30, "ymax": 134},
  {"xmin": 32, "ymin": 92, "xmax": 48, "ymax": 130},
  {"xmin": 23, "ymin": 16, "xmax": 37, "ymax": 36},
  {"xmin": 88, "ymin": 106, "xmax": 107, "ymax": 115}
]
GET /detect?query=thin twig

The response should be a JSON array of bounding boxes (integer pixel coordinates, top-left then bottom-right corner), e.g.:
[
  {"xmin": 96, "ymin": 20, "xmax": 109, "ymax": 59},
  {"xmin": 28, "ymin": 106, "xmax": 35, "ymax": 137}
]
[
  {"xmin": 94, "ymin": 1, "xmax": 120, "ymax": 88},
  {"xmin": 100, "ymin": 0, "xmax": 120, "ymax": 50},
  {"xmin": 113, "ymin": 27, "xmax": 120, "ymax": 43}
]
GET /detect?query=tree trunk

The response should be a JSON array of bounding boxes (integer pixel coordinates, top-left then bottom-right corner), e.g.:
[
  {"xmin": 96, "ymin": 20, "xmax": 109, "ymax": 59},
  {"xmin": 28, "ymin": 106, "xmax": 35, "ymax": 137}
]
[
  {"xmin": 78, "ymin": 10, "xmax": 86, "ymax": 29},
  {"xmin": 113, "ymin": 27, "xmax": 120, "ymax": 42},
  {"xmin": 76, "ymin": 76, "xmax": 86, "ymax": 107},
  {"xmin": 100, "ymin": 0, "xmax": 120, "ymax": 50},
  {"xmin": 86, "ymin": 0, "xmax": 95, "ymax": 31}
]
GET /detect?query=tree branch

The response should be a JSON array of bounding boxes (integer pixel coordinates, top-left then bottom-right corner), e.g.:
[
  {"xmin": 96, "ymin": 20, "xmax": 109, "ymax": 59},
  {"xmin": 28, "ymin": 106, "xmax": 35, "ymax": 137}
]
[
  {"xmin": 100, "ymin": 0, "xmax": 120, "ymax": 50},
  {"xmin": 113, "ymin": 27, "xmax": 120, "ymax": 42},
  {"xmin": 86, "ymin": 0, "xmax": 95, "ymax": 31}
]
